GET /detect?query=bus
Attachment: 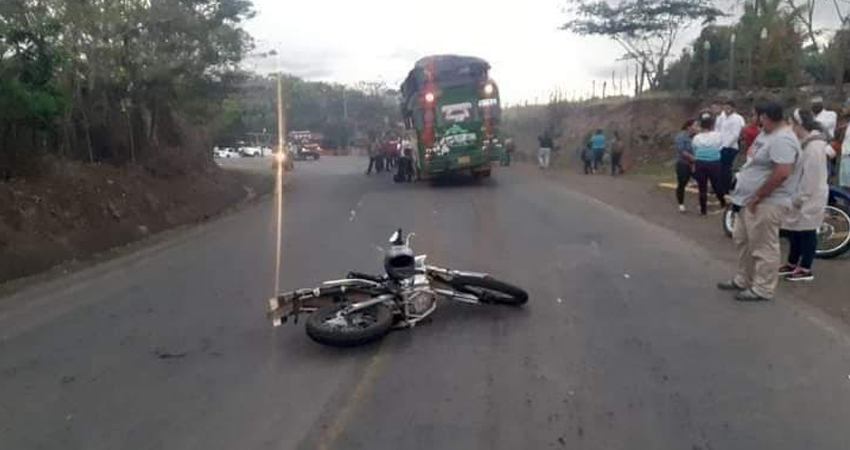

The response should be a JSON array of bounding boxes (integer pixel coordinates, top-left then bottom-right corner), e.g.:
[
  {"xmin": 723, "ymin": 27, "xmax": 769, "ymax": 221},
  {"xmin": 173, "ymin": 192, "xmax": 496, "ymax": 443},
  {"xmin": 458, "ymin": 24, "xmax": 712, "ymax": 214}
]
[{"xmin": 400, "ymin": 55, "xmax": 504, "ymax": 180}]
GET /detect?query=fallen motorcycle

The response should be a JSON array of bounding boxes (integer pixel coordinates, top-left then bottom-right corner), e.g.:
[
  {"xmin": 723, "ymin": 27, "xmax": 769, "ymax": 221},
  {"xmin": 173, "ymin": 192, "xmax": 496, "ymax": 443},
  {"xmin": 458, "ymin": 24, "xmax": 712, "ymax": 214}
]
[{"xmin": 267, "ymin": 229, "xmax": 528, "ymax": 347}]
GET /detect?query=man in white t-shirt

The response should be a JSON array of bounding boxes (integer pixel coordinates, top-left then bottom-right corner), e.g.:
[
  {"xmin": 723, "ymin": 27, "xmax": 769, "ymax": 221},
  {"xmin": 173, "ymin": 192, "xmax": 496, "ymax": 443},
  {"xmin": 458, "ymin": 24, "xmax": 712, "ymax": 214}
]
[
  {"xmin": 719, "ymin": 100, "xmax": 746, "ymax": 194},
  {"xmin": 812, "ymin": 95, "xmax": 837, "ymax": 139}
]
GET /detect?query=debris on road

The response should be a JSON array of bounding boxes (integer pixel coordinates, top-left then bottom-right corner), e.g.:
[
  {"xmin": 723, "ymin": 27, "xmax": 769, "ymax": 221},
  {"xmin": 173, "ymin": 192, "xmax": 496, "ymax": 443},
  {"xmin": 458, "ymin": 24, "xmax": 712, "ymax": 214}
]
[{"xmin": 152, "ymin": 348, "xmax": 188, "ymax": 360}]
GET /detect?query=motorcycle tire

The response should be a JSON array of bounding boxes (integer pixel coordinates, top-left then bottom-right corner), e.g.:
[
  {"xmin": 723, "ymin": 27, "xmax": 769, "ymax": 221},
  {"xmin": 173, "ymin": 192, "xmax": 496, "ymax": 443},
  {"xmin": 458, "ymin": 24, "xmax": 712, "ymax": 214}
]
[
  {"xmin": 722, "ymin": 206, "xmax": 736, "ymax": 239},
  {"xmin": 816, "ymin": 205, "xmax": 850, "ymax": 259},
  {"xmin": 450, "ymin": 276, "xmax": 528, "ymax": 306},
  {"xmin": 306, "ymin": 302, "xmax": 393, "ymax": 347}
]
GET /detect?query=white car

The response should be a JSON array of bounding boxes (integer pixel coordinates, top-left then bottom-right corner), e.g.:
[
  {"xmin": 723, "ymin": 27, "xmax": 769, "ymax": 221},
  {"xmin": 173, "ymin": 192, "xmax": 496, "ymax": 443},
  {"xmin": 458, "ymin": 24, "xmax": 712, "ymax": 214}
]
[
  {"xmin": 239, "ymin": 146, "xmax": 263, "ymax": 157},
  {"xmin": 214, "ymin": 147, "xmax": 240, "ymax": 158}
]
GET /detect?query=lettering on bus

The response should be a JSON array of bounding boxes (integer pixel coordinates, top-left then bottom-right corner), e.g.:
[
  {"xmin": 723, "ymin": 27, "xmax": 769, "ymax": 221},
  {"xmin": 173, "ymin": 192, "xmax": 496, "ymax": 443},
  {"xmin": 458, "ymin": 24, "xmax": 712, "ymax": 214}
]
[{"xmin": 441, "ymin": 103, "xmax": 473, "ymax": 123}]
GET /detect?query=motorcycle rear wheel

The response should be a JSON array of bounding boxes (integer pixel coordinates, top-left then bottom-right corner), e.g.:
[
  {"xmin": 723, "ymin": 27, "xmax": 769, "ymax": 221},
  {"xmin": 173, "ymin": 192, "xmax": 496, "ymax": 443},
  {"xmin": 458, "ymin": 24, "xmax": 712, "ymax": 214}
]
[
  {"xmin": 722, "ymin": 206, "xmax": 736, "ymax": 238},
  {"xmin": 306, "ymin": 303, "xmax": 393, "ymax": 347},
  {"xmin": 450, "ymin": 276, "xmax": 528, "ymax": 306},
  {"xmin": 816, "ymin": 205, "xmax": 850, "ymax": 259}
]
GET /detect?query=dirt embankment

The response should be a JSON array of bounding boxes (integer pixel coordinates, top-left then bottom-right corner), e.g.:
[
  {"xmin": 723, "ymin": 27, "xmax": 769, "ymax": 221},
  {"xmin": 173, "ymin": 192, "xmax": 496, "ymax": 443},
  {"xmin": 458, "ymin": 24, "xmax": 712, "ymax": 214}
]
[
  {"xmin": 503, "ymin": 97, "xmax": 702, "ymax": 170},
  {"xmin": 504, "ymin": 87, "xmax": 848, "ymax": 171},
  {"xmin": 0, "ymin": 156, "xmax": 273, "ymax": 283}
]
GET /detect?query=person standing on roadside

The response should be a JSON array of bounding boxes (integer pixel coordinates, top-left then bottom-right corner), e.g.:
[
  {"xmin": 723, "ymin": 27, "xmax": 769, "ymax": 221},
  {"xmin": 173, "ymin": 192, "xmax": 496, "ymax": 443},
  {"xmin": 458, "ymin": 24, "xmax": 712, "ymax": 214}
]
[
  {"xmin": 741, "ymin": 109, "xmax": 761, "ymax": 160},
  {"xmin": 674, "ymin": 119, "xmax": 698, "ymax": 213},
  {"xmin": 581, "ymin": 141, "xmax": 594, "ymax": 175},
  {"xmin": 366, "ymin": 136, "xmax": 379, "ymax": 175},
  {"xmin": 691, "ymin": 112, "xmax": 728, "ymax": 215},
  {"xmin": 719, "ymin": 100, "xmax": 746, "ymax": 193},
  {"xmin": 610, "ymin": 130, "xmax": 625, "ymax": 176},
  {"xmin": 839, "ymin": 99, "xmax": 850, "ymax": 188},
  {"xmin": 538, "ymin": 129, "xmax": 554, "ymax": 169},
  {"xmin": 501, "ymin": 137, "xmax": 515, "ymax": 166},
  {"xmin": 589, "ymin": 129, "xmax": 606, "ymax": 172},
  {"xmin": 811, "ymin": 95, "xmax": 837, "ymax": 139},
  {"xmin": 780, "ymin": 109, "xmax": 834, "ymax": 282},
  {"xmin": 718, "ymin": 101, "xmax": 801, "ymax": 302}
]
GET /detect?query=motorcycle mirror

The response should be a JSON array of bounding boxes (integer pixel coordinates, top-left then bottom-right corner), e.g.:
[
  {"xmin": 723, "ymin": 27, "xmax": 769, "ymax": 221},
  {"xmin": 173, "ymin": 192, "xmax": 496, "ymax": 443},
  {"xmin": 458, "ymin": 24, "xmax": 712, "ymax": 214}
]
[
  {"xmin": 389, "ymin": 228, "xmax": 404, "ymax": 245},
  {"xmin": 406, "ymin": 232, "xmax": 416, "ymax": 247}
]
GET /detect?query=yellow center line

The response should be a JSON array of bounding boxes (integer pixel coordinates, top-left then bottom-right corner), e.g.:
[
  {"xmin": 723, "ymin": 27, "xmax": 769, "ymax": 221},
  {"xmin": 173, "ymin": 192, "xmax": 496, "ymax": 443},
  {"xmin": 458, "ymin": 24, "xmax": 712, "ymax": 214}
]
[{"xmin": 315, "ymin": 343, "xmax": 387, "ymax": 450}]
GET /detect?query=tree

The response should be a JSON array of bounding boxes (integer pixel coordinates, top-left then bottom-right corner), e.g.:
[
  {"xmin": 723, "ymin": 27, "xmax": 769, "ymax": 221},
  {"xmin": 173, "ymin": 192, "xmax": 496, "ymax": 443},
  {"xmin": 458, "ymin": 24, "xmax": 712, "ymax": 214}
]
[
  {"xmin": 1, "ymin": 0, "xmax": 255, "ymax": 170},
  {"xmin": 829, "ymin": 0, "xmax": 850, "ymax": 94},
  {"xmin": 786, "ymin": 0, "xmax": 819, "ymax": 52},
  {"xmin": 561, "ymin": 0, "xmax": 724, "ymax": 90}
]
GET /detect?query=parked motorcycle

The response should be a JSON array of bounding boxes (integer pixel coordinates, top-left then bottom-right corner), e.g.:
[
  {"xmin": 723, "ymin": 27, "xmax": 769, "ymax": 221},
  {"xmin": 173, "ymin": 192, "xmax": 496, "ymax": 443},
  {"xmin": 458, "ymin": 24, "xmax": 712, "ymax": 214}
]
[
  {"xmin": 267, "ymin": 229, "xmax": 529, "ymax": 347},
  {"xmin": 722, "ymin": 186, "xmax": 850, "ymax": 259}
]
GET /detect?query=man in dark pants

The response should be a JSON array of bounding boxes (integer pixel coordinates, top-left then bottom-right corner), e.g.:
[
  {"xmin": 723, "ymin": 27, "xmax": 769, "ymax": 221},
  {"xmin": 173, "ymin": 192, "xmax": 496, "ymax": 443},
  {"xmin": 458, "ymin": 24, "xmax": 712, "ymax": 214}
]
[
  {"xmin": 610, "ymin": 130, "xmax": 624, "ymax": 175},
  {"xmin": 719, "ymin": 100, "xmax": 745, "ymax": 194},
  {"xmin": 366, "ymin": 139, "xmax": 380, "ymax": 175},
  {"xmin": 589, "ymin": 129, "xmax": 606, "ymax": 172}
]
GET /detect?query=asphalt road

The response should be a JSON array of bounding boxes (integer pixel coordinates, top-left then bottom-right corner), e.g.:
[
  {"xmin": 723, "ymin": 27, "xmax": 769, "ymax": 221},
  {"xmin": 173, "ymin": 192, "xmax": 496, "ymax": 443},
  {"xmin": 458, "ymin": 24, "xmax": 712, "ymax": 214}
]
[{"xmin": 2, "ymin": 156, "xmax": 850, "ymax": 450}]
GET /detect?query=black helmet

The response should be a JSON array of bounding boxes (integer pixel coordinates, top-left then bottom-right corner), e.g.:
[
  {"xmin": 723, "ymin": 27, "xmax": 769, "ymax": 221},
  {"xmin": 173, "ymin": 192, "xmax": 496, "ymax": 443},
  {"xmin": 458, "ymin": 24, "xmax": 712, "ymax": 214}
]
[{"xmin": 384, "ymin": 229, "xmax": 416, "ymax": 280}]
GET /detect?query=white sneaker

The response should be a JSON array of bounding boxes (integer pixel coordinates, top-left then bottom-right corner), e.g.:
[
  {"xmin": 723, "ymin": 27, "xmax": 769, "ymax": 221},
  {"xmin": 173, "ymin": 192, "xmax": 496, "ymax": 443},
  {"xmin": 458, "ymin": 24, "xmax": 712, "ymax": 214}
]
[{"xmin": 678, "ymin": 205, "xmax": 686, "ymax": 213}]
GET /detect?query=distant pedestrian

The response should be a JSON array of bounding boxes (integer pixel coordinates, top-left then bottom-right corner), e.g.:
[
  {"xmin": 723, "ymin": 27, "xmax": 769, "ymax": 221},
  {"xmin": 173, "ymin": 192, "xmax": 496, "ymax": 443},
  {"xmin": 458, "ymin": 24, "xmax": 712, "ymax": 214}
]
[
  {"xmin": 741, "ymin": 109, "xmax": 761, "ymax": 160},
  {"xmin": 811, "ymin": 95, "xmax": 837, "ymax": 139},
  {"xmin": 581, "ymin": 143, "xmax": 593, "ymax": 175},
  {"xmin": 538, "ymin": 130, "xmax": 554, "ymax": 169},
  {"xmin": 610, "ymin": 131, "xmax": 624, "ymax": 176},
  {"xmin": 780, "ymin": 109, "xmax": 834, "ymax": 282},
  {"xmin": 719, "ymin": 100, "xmax": 746, "ymax": 194},
  {"xmin": 501, "ymin": 137, "xmax": 515, "ymax": 166},
  {"xmin": 718, "ymin": 101, "xmax": 801, "ymax": 302},
  {"xmin": 366, "ymin": 139, "xmax": 380, "ymax": 175},
  {"xmin": 395, "ymin": 139, "xmax": 414, "ymax": 182},
  {"xmin": 839, "ymin": 98, "xmax": 850, "ymax": 187},
  {"xmin": 691, "ymin": 112, "xmax": 728, "ymax": 215},
  {"xmin": 673, "ymin": 119, "xmax": 698, "ymax": 213},
  {"xmin": 589, "ymin": 129, "xmax": 606, "ymax": 172}
]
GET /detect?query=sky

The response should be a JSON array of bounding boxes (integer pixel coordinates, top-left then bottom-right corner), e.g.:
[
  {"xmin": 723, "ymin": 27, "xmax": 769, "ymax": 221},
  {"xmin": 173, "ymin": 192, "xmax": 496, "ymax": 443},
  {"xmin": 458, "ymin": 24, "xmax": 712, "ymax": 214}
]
[{"xmin": 242, "ymin": 0, "xmax": 846, "ymax": 104}]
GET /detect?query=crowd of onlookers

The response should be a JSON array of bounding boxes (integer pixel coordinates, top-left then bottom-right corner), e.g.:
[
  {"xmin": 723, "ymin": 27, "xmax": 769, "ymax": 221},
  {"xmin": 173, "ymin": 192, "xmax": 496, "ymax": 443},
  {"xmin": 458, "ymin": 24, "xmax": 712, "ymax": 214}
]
[
  {"xmin": 547, "ymin": 95, "xmax": 849, "ymax": 300},
  {"xmin": 672, "ymin": 95, "xmax": 849, "ymax": 301},
  {"xmin": 366, "ymin": 135, "xmax": 415, "ymax": 182}
]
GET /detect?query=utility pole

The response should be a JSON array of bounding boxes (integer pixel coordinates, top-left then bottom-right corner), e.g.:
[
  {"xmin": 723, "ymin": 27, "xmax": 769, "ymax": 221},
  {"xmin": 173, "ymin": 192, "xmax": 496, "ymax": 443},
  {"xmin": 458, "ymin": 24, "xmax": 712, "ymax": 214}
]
[
  {"xmin": 729, "ymin": 33, "xmax": 736, "ymax": 90},
  {"xmin": 342, "ymin": 87, "xmax": 348, "ymax": 120},
  {"xmin": 592, "ymin": 80, "xmax": 596, "ymax": 99},
  {"xmin": 702, "ymin": 40, "xmax": 711, "ymax": 92}
]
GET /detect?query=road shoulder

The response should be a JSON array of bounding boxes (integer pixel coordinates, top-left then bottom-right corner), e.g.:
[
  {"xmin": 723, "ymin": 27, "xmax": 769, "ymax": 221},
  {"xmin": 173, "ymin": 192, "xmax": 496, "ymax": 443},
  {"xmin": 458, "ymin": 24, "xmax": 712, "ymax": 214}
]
[{"xmin": 524, "ymin": 163, "xmax": 850, "ymax": 328}]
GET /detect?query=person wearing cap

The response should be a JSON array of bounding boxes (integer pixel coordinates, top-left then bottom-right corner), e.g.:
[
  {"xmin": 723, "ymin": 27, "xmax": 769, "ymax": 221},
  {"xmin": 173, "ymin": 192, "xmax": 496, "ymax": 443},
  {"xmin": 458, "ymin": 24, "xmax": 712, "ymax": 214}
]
[
  {"xmin": 691, "ymin": 112, "xmax": 728, "ymax": 215},
  {"xmin": 779, "ymin": 109, "xmax": 834, "ymax": 282},
  {"xmin": 811, "ymin": 95, "xmax": 837, "ymax": 139},
  {"xmin": 719, "ymin": 100, "xmax": 746, "ymax": 194},
  {"xmin": 718, "ymin": 101, "xmax": 801, "ymax": 301}
]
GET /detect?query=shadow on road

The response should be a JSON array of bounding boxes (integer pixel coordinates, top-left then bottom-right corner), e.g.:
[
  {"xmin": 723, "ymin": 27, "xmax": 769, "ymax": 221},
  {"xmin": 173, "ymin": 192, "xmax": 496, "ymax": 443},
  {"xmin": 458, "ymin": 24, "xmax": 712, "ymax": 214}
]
[{"xmin": 429, "ymin": 174, "xmax": 500, "ymax": 190}]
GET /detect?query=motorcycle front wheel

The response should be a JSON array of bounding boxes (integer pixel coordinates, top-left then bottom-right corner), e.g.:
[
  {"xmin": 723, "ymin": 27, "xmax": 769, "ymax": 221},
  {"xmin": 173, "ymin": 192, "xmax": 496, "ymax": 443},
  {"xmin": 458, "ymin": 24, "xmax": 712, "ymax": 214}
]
[
  {"xmin": 306, "ymin": 303, "xmax": 393, "ymax": 347},
  {"xmin": 450, "ymin": 276, "xmax": 529, "ymax": 306}
]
